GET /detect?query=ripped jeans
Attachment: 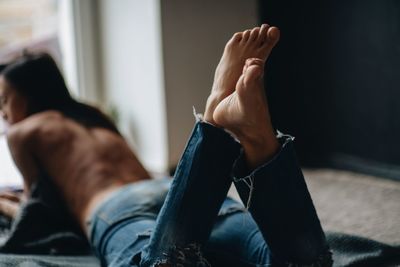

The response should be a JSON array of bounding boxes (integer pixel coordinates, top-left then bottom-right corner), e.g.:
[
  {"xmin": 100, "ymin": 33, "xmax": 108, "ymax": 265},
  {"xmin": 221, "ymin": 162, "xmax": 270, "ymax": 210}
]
[{"xmin": 87, "ymin": 122, "xmax": 333, "ymax": 267}]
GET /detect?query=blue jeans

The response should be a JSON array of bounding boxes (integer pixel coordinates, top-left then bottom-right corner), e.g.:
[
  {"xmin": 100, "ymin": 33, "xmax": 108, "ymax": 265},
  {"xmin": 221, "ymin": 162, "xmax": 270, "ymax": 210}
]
[{"xmin": 87, "ymin": 122, "xmax": 332, "ymax": 267}]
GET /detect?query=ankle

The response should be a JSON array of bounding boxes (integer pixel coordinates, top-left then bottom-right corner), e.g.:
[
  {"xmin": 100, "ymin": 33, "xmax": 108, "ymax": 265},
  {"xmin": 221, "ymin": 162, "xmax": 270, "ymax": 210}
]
[{"xmin": 239, "ymin": 129, "xmax": 280, "ymax": 170}]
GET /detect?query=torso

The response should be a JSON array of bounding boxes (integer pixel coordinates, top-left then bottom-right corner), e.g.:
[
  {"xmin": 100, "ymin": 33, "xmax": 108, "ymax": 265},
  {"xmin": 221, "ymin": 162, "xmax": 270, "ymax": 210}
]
[{"xmin": 8, "ymin": 111, "xmax": 150, "ymax": 231}]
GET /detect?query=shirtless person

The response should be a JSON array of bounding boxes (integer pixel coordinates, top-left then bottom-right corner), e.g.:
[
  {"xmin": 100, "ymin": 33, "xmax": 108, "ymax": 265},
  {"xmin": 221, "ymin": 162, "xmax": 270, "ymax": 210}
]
[
  {"xmin": 0, "ymin": 56, "xmax": 151, "ymax": 230},
  {"xmin": 0, "ymin": 24, "xmax": 332, "ymax": 266}
]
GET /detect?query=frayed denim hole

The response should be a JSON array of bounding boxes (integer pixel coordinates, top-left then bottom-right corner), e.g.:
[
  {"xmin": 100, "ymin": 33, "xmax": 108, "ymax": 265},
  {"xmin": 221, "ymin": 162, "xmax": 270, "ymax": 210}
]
[
  {"xmin": 130, "ymin": 251, "xmax": 142, "ymax": 266},
  {"xmin": 146, "ymin": 244, "xmax": 211, "ymax": 267},
  {"xmin": 163, "ymin": 243, "xmax": 211, "ymax": 267},
  {"xmin": 129, "ymin": 229, "xmax": 153, "ymax": 266},
  {"xmin": 137, "ymin": 228, "xmax": 153, "ymax": 238}
]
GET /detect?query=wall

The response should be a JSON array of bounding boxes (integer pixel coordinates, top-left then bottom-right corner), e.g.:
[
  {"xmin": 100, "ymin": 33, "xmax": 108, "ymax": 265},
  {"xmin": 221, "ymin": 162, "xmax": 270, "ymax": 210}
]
[
  {"xmin": 97, "ymin": 0, "xmax": 258, "ymax": 173},
  {"xmin": 161, "ymin": 0, "xmax": 258, "ymax": 168},
  {"xmin": 98, "ymin": 0, "xmax": 168, "ymax": 173}
]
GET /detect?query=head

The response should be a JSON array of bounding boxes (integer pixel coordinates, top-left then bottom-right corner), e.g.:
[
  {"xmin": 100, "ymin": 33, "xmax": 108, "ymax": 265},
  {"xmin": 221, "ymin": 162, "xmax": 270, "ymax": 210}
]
[
  {"xmin": 0, "ymin": 73, "xmax": 28, "ymax": 124},
  {"xmin": 0, "ymin": 52, "xmax": 120, "ymax": 134},
  {"xmin": 0, "ymin": 53, "xmax": 72, "ymax": 125}
]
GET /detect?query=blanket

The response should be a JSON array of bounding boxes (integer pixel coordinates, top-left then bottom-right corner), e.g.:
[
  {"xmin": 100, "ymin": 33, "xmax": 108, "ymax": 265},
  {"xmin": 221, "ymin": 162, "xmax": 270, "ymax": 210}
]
[{"xmin": 0, "ymin": 176, "xmax": 91, "ymax": 255}]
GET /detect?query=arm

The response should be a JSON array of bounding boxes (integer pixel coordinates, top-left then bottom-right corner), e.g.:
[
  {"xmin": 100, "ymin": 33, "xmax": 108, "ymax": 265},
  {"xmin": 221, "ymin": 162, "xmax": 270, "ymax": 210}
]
[
  {"xmin": 6, "ymin": 122, "xmax": 41, "ymax": 196},
  {"xmin": 0, "ymin": 190, "xmax": 23, "ymax": 218}
]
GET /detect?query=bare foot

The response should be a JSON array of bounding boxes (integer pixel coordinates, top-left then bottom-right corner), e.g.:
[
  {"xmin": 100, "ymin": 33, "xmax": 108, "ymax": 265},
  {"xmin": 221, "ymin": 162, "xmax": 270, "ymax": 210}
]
[
  {"xmin": 214, "ymin": 58, "xmax": 280, "ymax": 170},
  {"xmin": 204, "ymin": 24, "xmax": 280, "ymax": 124}
]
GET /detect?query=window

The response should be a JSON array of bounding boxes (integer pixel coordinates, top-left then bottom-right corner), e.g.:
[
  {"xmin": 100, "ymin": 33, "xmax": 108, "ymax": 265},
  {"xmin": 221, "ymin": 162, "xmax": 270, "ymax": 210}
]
[
  {"xmin": 0, "ymin": 0, "xmax": 60, "ymax": 62},
  {"xmin": 0, "ymin": 0, "xmax": 60, "ymax": 188}
]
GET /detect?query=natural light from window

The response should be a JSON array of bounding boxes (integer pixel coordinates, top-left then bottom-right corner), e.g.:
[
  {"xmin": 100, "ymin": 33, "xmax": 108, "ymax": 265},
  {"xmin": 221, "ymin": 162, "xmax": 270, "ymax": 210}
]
[{"xmin": 0, "ymin": 0, "xmax": 60, "ymax": 189}]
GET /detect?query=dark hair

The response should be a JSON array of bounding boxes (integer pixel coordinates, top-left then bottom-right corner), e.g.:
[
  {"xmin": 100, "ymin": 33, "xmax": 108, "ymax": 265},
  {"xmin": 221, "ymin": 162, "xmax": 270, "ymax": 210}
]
[{"xmin": 0, "ymin": 52, "xmax": 120, "ymax": 134}]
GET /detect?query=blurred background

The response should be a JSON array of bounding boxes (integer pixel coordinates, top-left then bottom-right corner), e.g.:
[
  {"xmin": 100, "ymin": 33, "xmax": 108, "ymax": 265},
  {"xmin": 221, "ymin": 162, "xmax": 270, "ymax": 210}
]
[
  {"xmin": 1, "ymin": 0, "xmax": 399, "ymax": 181},
  {"xmin": 0, "ymin": 0, "xmax": 262, "ymax": 182},
  {"xmin": 0, "ymin": 0, "xmax": 399, "ymax": 246}
]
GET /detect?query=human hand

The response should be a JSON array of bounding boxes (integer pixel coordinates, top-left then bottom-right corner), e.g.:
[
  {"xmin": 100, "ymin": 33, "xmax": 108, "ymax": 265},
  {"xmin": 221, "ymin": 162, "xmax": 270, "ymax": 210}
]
[{"xmin": 0, "ymin": 190, "xmax": 22, "ymax": 219}]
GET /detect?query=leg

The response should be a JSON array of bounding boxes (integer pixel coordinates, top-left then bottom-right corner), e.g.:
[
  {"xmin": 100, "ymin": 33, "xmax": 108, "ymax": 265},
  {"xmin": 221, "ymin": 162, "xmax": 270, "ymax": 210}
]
[
  {"xmin": 213, "ymin": 57, "xmax": 332, "ymax": 266},
  {"xmin": 138, "ymin": 122, "xmax": 240, "ymax": 266},
  {"xmin": 139, "ymin": 25, "xmax": 279, "ymax": 267},
  {"xmin": 205, "ymin": 198, "xmax": 272, "ymax": 267}
]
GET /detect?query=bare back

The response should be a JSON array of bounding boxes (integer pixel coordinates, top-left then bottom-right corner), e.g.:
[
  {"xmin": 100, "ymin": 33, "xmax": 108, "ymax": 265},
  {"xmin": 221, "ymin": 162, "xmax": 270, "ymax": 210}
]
[{"xmin": 7, "ymin": 111, "xmax": 150, "ymax": 230}]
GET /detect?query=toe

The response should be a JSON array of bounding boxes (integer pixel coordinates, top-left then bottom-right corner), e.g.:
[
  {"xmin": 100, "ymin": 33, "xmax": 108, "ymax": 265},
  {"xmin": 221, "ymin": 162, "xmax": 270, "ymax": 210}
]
[
  {"xmin": 246, "ymin": 58, "xmax": 264, "ymax": 67},
  {"xmin": 231, "ymin": 32, "xmax": 243, "ymax": 43},
  {"xmin": 243, "ymin": 64, "xmax": 262, "ymax": 87},
  {"xmin": 267, "ymin": 27, "xmax": 280, "ymax": 44},
  {"xmin": 243, "ymin": 58, "xmax": 263, "ymax": 74},
  {"xmin": 241, "ymin": 30, "xmax": 251, "ymax": 42},
  {"xmin": 257, "ymin": 26, "xmax": 280, "ymax": 58},
  {"xmin": 249, "ymin": 27, "xmax": 260, "ymax": 42},
  {"xmin": 243, "ymin": 59, "xmax": 263, "ymax": 85},
  {"xmin": 257, "ymin": 24, "xmax": 270, "ymax": 45},
  {"xmin": 226, "ymin": 32, "xmax": 243, "ymax": 49},
  {"xmin": 263, "ymin": 27, "xmax": 280, "ymax": 48}
]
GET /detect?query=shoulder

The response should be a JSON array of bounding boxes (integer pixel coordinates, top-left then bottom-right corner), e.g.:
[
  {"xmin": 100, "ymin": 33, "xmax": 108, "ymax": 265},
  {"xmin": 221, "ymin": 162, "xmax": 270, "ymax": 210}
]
[
  {"xmin": 6, "ymin": 111, "xmax": 71, "ymax": 147},
  {"xmin": 26, "ymin": 110, "xmax": 65, "ymax": 124}
]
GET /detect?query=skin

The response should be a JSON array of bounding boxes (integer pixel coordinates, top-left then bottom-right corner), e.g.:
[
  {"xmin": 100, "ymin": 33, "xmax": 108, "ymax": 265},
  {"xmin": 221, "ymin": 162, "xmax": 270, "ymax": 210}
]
[
  {"xmin": 0, "ymin": 191, "xmax": 22, "ymax": 218},
  {"xmin": 0, "ymin": 77, "xmax": 28, "ymax": 218},
  {"xmin": 205, "ymin": 24, "xmax": 281, "ymax": 169},
  {"xmin": 0, "ymin": 24, "xmax": 281, "ymax": 246}
]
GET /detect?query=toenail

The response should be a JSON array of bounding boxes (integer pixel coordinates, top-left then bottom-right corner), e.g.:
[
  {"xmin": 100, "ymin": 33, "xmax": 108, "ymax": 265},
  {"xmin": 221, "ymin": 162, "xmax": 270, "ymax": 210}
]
[{"xmin": 269, "ymin": 28, "xmax": 280, "ymax": 39}]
